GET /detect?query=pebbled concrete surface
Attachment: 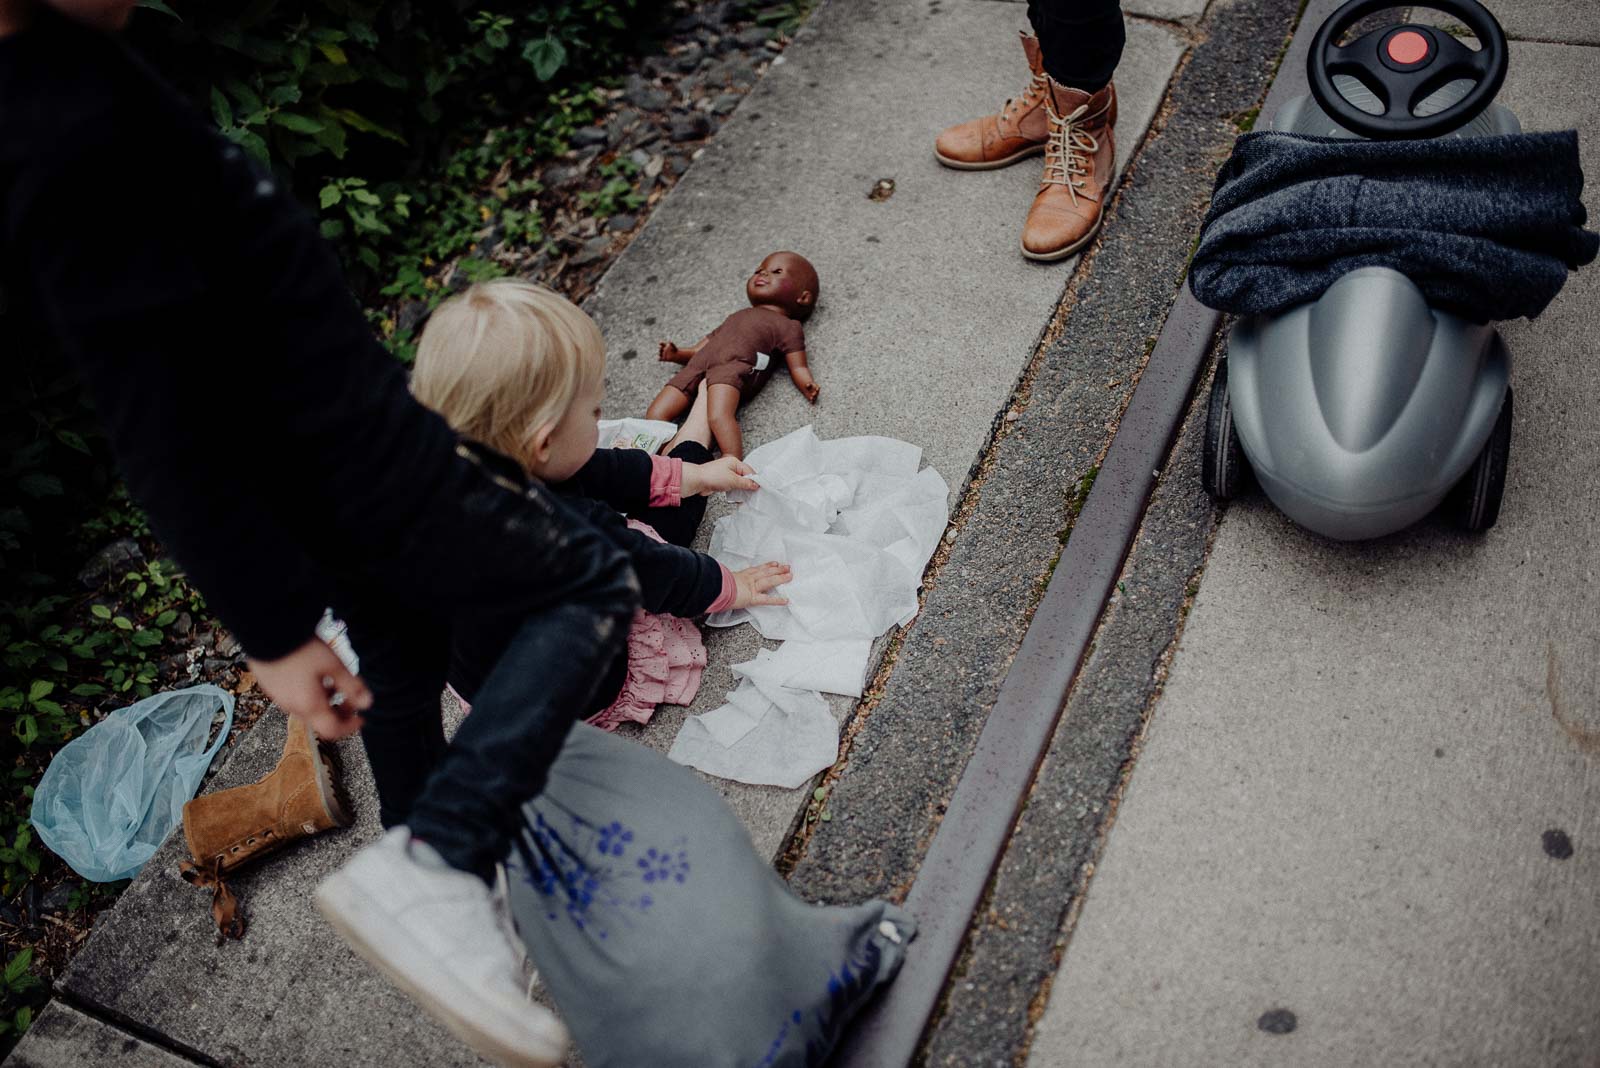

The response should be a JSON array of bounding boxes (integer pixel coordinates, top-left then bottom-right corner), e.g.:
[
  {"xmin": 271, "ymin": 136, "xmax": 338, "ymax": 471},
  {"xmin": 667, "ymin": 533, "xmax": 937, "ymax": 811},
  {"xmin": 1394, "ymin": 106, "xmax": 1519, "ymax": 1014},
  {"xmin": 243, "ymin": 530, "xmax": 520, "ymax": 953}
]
[
  {"xmin": 1486, "ymin": 0, "xmax": 1600, "ymax": 47},
  {"xmin": 586, "ymin": 0, "xmax": 1185, "ymax": 862},
  {"xmin": 1027, "ymin": 25, "xmax": 1600, "ymax": 1068},
  {"xmin": 784, "ymin": 0, "xmax": 1236, "ymax": 916},
  {"xmin": 911, "ymin": 0, "xmax": 1305, "ymax": 1060},
  {"xmin": 922, "ymin": 386, "xmax": 1220, "ymax": 1068},
  {"xmin": 7, "ymin": 1002, "xmax": 199, "ymax": 1068}
]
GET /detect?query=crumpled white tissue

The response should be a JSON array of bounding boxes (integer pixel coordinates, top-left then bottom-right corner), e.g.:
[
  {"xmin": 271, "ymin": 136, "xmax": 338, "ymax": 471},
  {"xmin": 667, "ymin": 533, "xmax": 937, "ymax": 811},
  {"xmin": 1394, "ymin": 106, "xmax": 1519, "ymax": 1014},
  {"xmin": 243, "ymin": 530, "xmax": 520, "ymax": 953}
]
[
  {"xmin": 666, "ymin": 671, "xmax": 837, "ymax": 790},
  {"xmin": 669, "ymin": 426, "xmax": 947, "ymax": 788}
]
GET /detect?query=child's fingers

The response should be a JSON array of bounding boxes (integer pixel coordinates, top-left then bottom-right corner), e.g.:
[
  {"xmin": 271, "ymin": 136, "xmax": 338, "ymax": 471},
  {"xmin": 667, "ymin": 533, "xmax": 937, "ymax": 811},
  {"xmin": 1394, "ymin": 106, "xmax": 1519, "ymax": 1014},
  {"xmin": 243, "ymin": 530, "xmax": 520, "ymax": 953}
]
[{"xmin": 748, "ymin": 593, "xmax": 790, "ymax": 607}]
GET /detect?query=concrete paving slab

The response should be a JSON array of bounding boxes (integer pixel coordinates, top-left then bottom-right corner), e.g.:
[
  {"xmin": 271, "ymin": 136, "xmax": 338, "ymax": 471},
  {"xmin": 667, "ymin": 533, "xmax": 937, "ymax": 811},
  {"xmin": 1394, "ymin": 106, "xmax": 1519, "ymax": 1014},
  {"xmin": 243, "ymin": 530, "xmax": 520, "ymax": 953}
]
[
  {"xmin": 1027, "ymin": 37, "xmax": 1600, "ymax": 1068},
  {"xmin": 589, "ymin": 0, "xmax": 1184, "ymax": 859},
  {"xmin": 1465, "ymin": 0, "xmax": 1600, "ymax": 47},
  {"xmin": 1413, "ymin": 1, "xmax": 1600, "ymax": 49},
  {"xmin": 981, "ymin": 0, "xmax": 1213, "ymax": 28},
  {"xmin": 6, "ymin": 1002, "xmax": 199, "ymax": 1068},
  {"xmin": 60, "ymin": 714, "xmax": 489, "ymax": 1068}
]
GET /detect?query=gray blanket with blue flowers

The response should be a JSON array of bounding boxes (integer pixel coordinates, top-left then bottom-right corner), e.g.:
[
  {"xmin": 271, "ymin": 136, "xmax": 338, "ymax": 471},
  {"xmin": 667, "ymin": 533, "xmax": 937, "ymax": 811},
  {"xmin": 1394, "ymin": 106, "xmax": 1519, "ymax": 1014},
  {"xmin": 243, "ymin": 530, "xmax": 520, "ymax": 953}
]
[{"xmin": 505, "ymin": 723, "xmax": 913, "ymax": 1067}]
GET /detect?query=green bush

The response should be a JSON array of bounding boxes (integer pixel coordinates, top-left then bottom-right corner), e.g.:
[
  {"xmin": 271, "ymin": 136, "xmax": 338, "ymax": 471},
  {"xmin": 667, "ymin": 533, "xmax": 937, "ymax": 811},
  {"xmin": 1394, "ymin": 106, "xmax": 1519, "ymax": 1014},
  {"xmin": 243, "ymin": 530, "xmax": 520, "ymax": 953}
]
[{"xmin": 126, "ymin": 0, "xmax": 668, "ymax": 288}]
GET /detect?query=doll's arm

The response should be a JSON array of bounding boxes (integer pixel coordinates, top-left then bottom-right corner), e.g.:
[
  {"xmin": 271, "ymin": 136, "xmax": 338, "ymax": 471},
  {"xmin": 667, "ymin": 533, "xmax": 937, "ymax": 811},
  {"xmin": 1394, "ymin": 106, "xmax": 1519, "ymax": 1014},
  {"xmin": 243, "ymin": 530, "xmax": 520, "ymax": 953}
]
[
  {"xmin": 785, "ymin": 349, "xmax": 820, "ymax": 404},
  {"xmin": 658, "ymin": 335, "xmax": 709, "ymax": 364}
]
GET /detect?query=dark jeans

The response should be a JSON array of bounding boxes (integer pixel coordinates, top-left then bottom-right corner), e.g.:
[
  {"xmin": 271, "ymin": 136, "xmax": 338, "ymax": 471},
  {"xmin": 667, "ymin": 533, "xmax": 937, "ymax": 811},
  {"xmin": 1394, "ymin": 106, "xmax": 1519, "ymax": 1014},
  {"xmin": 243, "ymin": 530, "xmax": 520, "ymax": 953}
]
[
  {"xmin": 1029, "ymin": 0, "xmax": 1125, "ymax": 93},
  {"xmin": 444, "ymin": 440, "xmax": 717, "ymax": 709},
  {"xmin": 633, "ymin": 440, "xmax": 713, "ymax": 549},
  {"xmin": 337, "ymin": 443, "xmax": 638, "ymax": 882}
]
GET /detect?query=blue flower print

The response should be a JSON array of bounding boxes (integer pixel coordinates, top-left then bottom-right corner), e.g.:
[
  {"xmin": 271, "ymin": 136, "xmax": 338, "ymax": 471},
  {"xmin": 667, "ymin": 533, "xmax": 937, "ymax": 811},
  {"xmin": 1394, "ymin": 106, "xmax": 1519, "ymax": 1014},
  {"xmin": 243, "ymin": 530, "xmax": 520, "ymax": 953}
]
[
  {"xmin": 597, "ymin": 821, "xmax": 634, "ymax": 857},
  {"xmin": 514, "ymin": 813, "xmax": 689, "ymax": 936},
  {"xmin": 637, "ymin": 846, "xmax": 690, "ymax": 884}
]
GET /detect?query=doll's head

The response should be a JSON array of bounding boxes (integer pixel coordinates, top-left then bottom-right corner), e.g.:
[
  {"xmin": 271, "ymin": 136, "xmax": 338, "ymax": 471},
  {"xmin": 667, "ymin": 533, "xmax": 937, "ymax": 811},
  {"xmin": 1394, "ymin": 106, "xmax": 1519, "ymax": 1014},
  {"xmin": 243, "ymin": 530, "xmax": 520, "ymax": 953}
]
[
  {"xmin": 412, "ymin": 280, "xmax": 605, "ymax": 481},
  {"xmin": 746, "ymin": 251, "xmax": 819, "ymax": 321}
]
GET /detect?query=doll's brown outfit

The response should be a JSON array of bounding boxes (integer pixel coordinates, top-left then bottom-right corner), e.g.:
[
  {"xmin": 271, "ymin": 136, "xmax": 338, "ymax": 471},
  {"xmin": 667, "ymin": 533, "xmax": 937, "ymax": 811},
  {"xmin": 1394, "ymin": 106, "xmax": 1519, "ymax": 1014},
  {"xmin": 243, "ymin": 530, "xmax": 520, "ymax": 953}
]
[{"xmin": 667, "ymin": 307, "xmax": 805, "ymax": 403}]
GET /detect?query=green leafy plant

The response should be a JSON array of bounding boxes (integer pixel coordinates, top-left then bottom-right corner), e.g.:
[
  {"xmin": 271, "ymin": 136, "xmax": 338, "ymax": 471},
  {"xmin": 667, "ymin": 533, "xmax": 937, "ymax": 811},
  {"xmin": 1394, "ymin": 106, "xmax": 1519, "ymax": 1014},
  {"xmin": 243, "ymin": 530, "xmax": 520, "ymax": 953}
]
[
  {"xmin": 0, "ymin": 948, "xmax": 41, "ymax": 1040},
  {"xmin": 577, "ymin": 157, "xmax": 645, "ymax": 217}
]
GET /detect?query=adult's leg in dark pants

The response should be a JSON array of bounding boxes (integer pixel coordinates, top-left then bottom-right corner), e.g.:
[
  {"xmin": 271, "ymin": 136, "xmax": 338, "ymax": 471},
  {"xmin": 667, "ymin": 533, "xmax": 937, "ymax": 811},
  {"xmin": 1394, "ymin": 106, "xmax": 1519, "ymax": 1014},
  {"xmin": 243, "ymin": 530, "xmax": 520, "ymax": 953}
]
[
  {"xmin": 1027, "ymin": 0, "xmax": 1126, "ymax": 92},
  {"xmin": 337, "ymin": 593, "xmax": 451, "ymax": 830}
]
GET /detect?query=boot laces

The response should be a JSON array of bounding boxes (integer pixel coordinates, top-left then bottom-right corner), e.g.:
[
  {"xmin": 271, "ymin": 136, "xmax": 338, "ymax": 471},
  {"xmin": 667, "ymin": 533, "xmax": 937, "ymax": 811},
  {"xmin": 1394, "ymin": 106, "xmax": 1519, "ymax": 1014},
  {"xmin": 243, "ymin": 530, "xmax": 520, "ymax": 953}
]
[
  {"xmin": 999, "ymin": 72, "xmax": 1048, "ymax": 124},
  {"xmin": 1042, "ymin": 102, "xmax": 1099, "ymax": 204}
]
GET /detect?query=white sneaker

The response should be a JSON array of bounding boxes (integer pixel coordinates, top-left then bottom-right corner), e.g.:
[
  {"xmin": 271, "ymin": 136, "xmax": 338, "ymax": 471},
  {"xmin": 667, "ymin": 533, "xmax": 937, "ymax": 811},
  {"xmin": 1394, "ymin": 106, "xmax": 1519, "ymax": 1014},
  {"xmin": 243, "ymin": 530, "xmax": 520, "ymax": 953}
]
[
  {"xmin": 314, "ymin": 827, "xmax": 568, "ymax": 1068},
  {"xmin": 492, "ymin": 862, "xmax": 539, "ymax": 997}
]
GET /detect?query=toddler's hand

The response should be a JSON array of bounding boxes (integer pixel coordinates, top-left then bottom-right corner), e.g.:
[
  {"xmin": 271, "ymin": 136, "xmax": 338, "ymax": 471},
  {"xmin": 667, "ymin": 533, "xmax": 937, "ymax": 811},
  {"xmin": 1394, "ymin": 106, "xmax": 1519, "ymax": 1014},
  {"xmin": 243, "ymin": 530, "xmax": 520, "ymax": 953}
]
[
  {"xmin": 247, "ymin": 637, "xmax": 372, "ymax": 741},
  {"xmin": 682, "ymin": 455, "xmax": 760, "ymax": 498},
  {"xmin": 732, "ymin": 562, "xmax": 791, "ymax": 610}
]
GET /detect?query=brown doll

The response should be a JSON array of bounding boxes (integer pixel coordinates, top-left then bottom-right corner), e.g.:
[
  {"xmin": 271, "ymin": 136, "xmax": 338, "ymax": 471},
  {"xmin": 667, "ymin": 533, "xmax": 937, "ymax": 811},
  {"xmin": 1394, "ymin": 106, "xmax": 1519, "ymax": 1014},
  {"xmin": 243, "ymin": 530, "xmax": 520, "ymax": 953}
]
[{"xmin": 645, "ymin": 251, "xmax": 820, "ymax": 459}]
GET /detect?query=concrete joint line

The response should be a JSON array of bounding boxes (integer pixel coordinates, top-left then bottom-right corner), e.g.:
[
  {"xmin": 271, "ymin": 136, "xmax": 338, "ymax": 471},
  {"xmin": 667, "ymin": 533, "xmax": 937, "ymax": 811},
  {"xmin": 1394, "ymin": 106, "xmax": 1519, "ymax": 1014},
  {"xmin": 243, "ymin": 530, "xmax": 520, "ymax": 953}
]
[
  {"xmin": 50, "ymin": 991, "xmax": 224, "ymax": 1067},
  {"xmin": 830, "ymin": 0, "xmax": 1345, "ymax": 1055},
  {"xmin": 833, "ymin": 297, "xmax": 1220, "ymax": 1068},
  {"xmin": 780, "ymin": 25, "xmax": 1194, "ymax": 881}
]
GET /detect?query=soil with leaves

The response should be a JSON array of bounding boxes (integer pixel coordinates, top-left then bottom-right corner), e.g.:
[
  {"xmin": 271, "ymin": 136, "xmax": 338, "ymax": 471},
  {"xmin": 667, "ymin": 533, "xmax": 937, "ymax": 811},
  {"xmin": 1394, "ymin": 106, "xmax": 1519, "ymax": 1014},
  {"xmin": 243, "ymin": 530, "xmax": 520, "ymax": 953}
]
[{"xmin": 366, "ymin": 0, "xmax": 812, "ymax": 362}]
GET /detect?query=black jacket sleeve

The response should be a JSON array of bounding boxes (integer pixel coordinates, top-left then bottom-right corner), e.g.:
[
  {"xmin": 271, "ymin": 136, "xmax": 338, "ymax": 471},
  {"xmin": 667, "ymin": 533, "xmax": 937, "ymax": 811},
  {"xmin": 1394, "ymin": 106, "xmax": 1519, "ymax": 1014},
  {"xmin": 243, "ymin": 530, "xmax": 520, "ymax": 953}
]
[
  {"xmin": 4, "ymin": 24, "xmax": 466, "ymax": 659},
  {"xmin": 564, "ymin": 497, "xmax": 724, "ymax": 617},
  {"xmin": 10, "ymin": 101, "xmax": 329, "ymax": 659},
  {"xmin": 554, "ymin": 447, "xmax": 657, "ymax": 514}
]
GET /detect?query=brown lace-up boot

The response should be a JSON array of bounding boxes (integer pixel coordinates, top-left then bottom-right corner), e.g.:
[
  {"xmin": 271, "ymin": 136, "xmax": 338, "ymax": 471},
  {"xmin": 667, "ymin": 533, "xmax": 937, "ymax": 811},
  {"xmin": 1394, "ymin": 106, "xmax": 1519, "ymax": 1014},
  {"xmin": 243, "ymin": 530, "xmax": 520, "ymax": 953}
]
[
  {"xmin": 180, "ymin": 717, "xmax": 352, "ymax": 941},
  {"xmin": 935, "ymin": 32, "xmax": 1051, "ymax": 169},
  {"xmin": 1020, "ymin": 77, "xmax": 1118, "ymax": 262}
]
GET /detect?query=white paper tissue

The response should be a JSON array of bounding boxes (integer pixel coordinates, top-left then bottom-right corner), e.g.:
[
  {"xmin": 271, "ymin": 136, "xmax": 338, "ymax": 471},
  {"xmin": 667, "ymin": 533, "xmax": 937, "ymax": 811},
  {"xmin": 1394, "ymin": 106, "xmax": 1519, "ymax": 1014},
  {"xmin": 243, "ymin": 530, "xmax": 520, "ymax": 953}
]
[{"xmin": 668, "ymin": 426, "xmax": 948, "ymax": 789}]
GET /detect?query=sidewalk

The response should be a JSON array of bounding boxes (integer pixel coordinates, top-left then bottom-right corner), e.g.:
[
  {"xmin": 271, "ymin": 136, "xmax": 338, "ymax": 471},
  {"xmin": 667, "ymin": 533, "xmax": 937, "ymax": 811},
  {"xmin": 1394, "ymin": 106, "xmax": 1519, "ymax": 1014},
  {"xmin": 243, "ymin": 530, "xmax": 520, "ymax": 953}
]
[
  {"xmin": 1025, "ymin": 5, "xmax": 1600, "ymax": 1065},
  {"xmin": 8, "ymin": 0, "xmax": 1195, "ymax": 1063},
  {"xmin": 15, "ymin": 0, "xmax": 1585, "ymax": 1064}
]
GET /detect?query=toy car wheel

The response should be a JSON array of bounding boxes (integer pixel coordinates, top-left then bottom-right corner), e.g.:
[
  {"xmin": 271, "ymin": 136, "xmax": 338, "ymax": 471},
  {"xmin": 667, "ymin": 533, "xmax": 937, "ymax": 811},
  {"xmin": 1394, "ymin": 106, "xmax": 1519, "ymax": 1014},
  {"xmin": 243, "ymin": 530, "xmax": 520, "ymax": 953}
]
[
  {"xmin": 1448, "ymin": 387, "xmax": 1512, "ymax": 532},
  {"xmin": 1203, "ymin": 359, "xmax": 1251, "ymax": 501}
]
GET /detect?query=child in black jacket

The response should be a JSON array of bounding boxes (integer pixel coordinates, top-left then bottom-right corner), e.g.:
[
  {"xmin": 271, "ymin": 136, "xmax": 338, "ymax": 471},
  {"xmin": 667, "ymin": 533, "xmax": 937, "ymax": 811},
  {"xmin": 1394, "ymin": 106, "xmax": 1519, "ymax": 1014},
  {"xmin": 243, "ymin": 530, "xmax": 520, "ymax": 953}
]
[{"xmin": 409, "ymin": 282, "xmax": 792, "ymax": 731}]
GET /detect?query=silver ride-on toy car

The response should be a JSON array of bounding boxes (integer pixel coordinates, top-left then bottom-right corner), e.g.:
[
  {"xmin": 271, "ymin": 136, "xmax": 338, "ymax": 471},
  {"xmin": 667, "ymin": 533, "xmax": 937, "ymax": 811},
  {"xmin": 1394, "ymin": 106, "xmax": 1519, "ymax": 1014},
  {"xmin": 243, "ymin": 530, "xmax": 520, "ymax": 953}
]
[{"xmin": 1203, "ymin": 0, "xmax": 1517, "ymax": 538}]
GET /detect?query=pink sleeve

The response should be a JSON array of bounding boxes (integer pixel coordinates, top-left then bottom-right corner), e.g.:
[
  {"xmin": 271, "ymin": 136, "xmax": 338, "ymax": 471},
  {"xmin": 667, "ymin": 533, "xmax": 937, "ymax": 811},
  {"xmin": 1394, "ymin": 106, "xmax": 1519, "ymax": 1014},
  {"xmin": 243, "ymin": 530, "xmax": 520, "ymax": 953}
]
[
  {"xmin": 648, "ymin": 454, "xmax": 684, "ymax": 507},
  {"xmin": 705, "ymin": 565, "xmax": 738, "ymax": 614}
]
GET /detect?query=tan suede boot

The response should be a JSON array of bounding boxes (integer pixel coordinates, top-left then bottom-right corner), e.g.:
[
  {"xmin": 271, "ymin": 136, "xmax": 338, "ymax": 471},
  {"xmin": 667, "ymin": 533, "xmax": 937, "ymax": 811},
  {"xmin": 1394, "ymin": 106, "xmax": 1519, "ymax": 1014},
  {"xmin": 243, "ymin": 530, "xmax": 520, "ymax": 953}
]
[
  {"xmin": 935, "ymin": 32, "xmax": 1051, "ymax": 170},
  {"xmin": 180, "ymin": 717, "xmax": 352, "ymax": 941},
  {"xmin": 1020, "ymin": 78, "xmax": 1118, "ymax": 262}
]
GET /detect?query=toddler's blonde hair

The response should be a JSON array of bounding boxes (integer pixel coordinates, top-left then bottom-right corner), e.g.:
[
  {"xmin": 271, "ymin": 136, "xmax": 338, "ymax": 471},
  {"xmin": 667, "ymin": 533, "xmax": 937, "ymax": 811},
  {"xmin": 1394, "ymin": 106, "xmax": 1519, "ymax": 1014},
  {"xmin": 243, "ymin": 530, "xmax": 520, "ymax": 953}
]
[{"xmin": 411, "ymin": 280, "xmax": 605, "ymax": 463}]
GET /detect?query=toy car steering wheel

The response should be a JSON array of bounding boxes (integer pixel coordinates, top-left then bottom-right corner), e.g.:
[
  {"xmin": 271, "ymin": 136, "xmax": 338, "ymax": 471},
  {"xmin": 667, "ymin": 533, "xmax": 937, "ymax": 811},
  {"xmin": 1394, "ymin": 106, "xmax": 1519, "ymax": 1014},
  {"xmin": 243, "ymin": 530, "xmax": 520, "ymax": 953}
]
[{"xmin": 1307, "ymin": 0, "xmax": 1507, "ymax": 139}]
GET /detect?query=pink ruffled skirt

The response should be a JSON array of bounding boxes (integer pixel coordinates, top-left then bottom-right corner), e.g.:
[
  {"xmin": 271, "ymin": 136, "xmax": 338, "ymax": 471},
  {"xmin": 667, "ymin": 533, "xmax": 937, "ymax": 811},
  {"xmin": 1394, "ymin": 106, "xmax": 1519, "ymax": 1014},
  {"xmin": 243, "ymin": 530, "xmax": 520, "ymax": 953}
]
[
  {"xmin": 447, "ymin": 520, "xmax": 708, "ymax": 732},
  {"xmin": 591, "ymin": 520, "xmax": 708, "ymax": 730}
]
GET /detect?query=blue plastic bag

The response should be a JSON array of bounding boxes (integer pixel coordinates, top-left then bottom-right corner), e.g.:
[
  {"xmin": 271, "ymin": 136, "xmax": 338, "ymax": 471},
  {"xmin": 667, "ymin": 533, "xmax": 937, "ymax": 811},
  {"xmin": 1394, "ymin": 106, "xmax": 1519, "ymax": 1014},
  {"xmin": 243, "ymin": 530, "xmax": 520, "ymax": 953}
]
[{"xmin": 31, "ymin": 684, "xmax": 234, "ymax": 883}]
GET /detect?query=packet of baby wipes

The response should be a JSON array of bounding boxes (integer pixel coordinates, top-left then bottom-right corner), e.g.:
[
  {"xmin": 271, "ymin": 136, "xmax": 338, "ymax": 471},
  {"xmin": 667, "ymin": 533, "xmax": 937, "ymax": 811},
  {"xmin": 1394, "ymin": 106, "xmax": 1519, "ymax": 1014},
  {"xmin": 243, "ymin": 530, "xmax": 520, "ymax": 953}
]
[{"xmin": 597, "ymin": 417, "xmax": 679, "ymax": 454}]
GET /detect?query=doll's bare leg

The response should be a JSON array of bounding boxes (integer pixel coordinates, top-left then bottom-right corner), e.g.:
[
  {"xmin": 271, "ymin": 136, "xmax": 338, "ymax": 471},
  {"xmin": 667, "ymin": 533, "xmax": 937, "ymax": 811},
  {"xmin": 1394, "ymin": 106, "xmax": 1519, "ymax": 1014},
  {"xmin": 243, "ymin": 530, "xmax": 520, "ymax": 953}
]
[
  {"xmin": 645, "ymin": 385, "xmax": 692, "ymax": 423},
  {"xmin": 705, "ymin": 383, "xmax": 744, "ymax": 459},
  {"xmin": 664, "ymin": 384, "xmax": 714, "ymax": 452}
]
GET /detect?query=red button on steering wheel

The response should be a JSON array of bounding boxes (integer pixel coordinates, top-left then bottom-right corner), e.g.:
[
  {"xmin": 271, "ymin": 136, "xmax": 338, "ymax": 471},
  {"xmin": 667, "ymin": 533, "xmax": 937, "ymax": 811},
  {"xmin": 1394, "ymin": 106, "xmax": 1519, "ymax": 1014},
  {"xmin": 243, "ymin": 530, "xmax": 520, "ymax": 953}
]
[{"xmin": 1386, "ymin": 30, "xmax": 1431, "ymax": 65}]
